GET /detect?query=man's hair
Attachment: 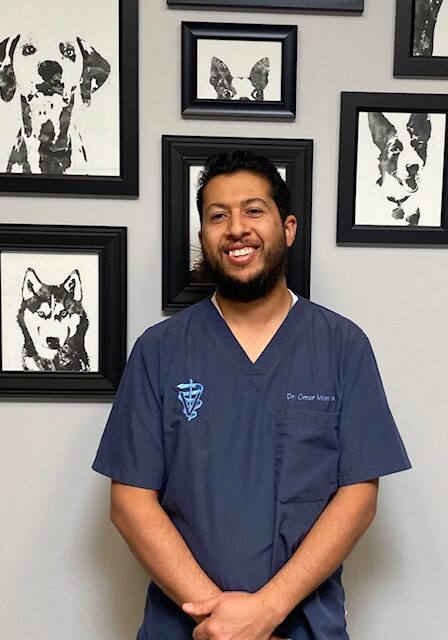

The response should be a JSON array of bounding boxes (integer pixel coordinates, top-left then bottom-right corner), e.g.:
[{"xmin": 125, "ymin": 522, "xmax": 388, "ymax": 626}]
[{"xmin": 196, "ymin": 149, "xmax": 290, "ymax": 223}]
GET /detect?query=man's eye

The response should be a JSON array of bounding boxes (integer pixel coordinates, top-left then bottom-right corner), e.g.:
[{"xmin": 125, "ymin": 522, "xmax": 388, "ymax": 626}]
[
  {"xmin": 247, "ymin": 208, "xmax": 262, "ymax": 215},
  {"xmin": 210, "ymin": 212, "xmax": 225, "ymax": 221},
  {"xmin": 22, "ymin": 44, "xmax": 36, "ymax": 56}
]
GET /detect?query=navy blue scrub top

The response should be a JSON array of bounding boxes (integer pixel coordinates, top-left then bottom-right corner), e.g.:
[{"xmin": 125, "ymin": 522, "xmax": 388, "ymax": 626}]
[{"xmin": 93, "ymin": 296, "xmax": 411, "ymax": 640}]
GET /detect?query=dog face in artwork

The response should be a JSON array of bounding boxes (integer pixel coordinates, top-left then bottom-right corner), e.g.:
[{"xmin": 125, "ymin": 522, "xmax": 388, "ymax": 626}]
[
  {"xmin": 17, "ymin": 268, "xmax": 90, "ymax": 372},
  {"xmin": 210, "ymin": 56, "xmax": 270, "ymax": 101},
  {"xmin": 0, "ymin": 33, "xmax": 110, "ymax": 174},
  {"xmin": 367, "ymin": 111, "xmax": 432, "ymax": 225}
]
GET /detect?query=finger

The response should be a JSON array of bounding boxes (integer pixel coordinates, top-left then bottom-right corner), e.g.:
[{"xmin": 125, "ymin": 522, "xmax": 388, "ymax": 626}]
[
  {"xmin": 192, "ymin": 620, "xmax": 210, "ymax": 640},
  {"xmin": 182, "ymin": 595, "xmax": 220, "ymax": 616}
]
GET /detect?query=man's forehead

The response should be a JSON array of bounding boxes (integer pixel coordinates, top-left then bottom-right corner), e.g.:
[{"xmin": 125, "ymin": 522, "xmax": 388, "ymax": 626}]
[{"xmin": 203, "ymin": 171, "xmax": 273, "ymax": 200}]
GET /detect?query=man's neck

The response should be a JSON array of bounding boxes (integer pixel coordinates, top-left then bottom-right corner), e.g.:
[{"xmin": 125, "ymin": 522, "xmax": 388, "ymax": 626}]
[{"xmin": 215, "ymin": 280, "xmax": 292, "ymax": 329}]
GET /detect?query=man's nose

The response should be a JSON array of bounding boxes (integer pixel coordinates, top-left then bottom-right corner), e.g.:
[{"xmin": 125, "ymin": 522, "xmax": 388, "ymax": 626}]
[{"xmin": 225, "ymin": 212, "xmax": 249, "ymax": 237}]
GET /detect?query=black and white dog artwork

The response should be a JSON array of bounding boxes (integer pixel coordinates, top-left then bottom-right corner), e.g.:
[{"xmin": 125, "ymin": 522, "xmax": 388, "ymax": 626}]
[
  {"xmin": 210, "ymin": 56, "xmax": 270, "ymax": 101},
  {"xmin": 0, "ymin": 34, "xmax": 110, "ymax": 174},
  {"xmin": 413, "ymin": 0, "xmax": 445, "ymax": 56},
  {"xmin": 367, "ymin": 111, "xmax": 432, "ymax": 226},
  {"xmin": 17, "ymin": 268, "xmax": 90, "ymax": 372}
]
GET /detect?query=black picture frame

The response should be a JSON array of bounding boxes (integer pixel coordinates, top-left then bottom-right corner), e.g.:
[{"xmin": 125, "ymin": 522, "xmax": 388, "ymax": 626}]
[
  {"xmin": 162, "ymin": 135, "xmax": 313, "ymax": 313},
  {"xmin": 169, "ymin": 0, "xmax": 364, "ymax": 13},
  {"xmin": 182, "ymin": 22, "xmax": 297, "ymax": 120},
  {"xmin": 0, "ymin": 0, "xmax": 138, "ymax": 197},
  {"xmin": 394, "ymin": 0, "xmax": 448, "ymax": 77},
  {"xmin": 0, "ymin": 224, "xmax": 127, "ymax": 398},
  {"xmin": 337, "ymin": 92, "xmax": 448, "ymax": 245}
]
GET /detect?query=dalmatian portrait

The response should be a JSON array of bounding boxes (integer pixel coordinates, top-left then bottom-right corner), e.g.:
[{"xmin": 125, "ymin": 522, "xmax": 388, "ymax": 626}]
[{"xmin": 0, "ymin": 33, "xmax": 110, "ymax": 174}]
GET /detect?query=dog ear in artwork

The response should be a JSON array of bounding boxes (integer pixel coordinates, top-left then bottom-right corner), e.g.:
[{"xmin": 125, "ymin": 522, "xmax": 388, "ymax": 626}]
[
  {"xmin": 210, "ymin": 57, "xmax": 236, "ymax": 100},
  {"xmin": 406, "ymin": 112, "xmax": 432, "ymax": 164},
  {"xmin": 0, "ymin": 35, "xmax": 20, "ymax": 102},
  {"xmin": 249, "ymin": 57, "xmax": 270, "ymax": 101},
  {"xmin": 77, "ymin": 37, "xmax": 111, "ymax": 106}
]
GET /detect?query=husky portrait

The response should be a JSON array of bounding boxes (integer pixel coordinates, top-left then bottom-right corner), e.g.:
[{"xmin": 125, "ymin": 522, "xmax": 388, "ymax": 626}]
[
  {"xmin": 210, "ymin": 56, "xmax": 270, "ymax": 101},
  {"xmin": 17, "ymin": 268, "xmax": 90, "ymax": 372}
]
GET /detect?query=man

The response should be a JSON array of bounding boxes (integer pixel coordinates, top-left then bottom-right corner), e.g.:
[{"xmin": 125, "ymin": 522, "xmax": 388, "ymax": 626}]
[{"xmin": 93, "ymin": 150, "xmax": 411, "ymax": 640}]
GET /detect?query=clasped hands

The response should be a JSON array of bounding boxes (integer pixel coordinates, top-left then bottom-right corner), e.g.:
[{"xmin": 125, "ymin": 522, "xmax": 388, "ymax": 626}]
[{"xmin": 182, "ymin": 591, "xmax": 289, "ymax": 640}]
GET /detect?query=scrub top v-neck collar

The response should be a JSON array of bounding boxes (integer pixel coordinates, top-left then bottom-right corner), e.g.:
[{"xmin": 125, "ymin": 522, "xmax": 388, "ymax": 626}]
[{"xmin": 205, "ymin": 294, "xmax": 309, "ymax": 381}]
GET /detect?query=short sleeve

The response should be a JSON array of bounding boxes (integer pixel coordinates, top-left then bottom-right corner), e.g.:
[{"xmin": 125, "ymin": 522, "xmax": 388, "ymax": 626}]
[
  {"xmin": 92, "ymin": 336, "xmax": 165, "ymax": 489},
  {"xmin": 337, "ymin": 331, "xmax": 411, "ymax": 486}
]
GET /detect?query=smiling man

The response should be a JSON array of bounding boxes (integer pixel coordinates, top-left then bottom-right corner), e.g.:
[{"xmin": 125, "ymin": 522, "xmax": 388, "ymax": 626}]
[{"xmin": 93, "ymin": 150, "xmax": 411, "ymax": 640}]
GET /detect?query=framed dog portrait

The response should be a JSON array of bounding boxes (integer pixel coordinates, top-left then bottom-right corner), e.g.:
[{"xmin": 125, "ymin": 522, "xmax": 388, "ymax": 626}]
[
  {"xmin": 181, "ymin": 22, "xmax": 297, "ymax": 120},
  {"xmin": 162, "ymin": 135, "xmax": 313, "ymax": 313},
  {"xmin": 337, "ymin": 92, "xmax": 448, "ymax": 245},
  {"xmin": 394, "ymin": 0, "xmax": 448, "ymax": 76},
  {"xmin": 169, "ymin": 0, "xmax": 364, "ymax": 13},
  {"xmin": 0, "ymin": 224, "xmax": 127, "ymax": 398},
  {"xmin": 0, "ymin": 0, "xmax": 138, "ymax": 197}
]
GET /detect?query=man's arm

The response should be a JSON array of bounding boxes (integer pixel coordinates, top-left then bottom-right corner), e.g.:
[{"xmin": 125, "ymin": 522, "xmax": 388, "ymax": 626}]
[
  {"xmin": 258, "ymin": 478, "xmax": 378, "ymax": 621},
  {"xmin": 184, "ymin": 479, "xmax": 378, "ymax": 640},
  {"xmin": 110, "ymin": 481, "xmax": 286, "ymax": 639},
  {"xmin": 110, "ymin": 481, "xmax": 222, "ymax": 622}
]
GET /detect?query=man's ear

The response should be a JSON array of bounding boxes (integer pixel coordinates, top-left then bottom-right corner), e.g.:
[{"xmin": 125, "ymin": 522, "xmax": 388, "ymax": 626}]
[
  {"xmin": 0, "ymin": 35, "xmax": 20, "ymax": 102},
  {"xmin": 284, "ymin": 215, "xmax": 297, "ymax": 248},
  {"xmin": 77, "ymin": 37, "xmax": 111, "ymax": 106}
]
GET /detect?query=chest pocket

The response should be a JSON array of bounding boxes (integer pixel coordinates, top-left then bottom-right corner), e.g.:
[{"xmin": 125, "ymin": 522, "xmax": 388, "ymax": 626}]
[{"xmin": 274, "ymin": 408, "xmax": 340, "ymax": 503}]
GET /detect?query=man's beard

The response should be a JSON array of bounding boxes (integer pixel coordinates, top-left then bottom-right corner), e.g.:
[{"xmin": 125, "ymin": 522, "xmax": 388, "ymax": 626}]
[{"xmin": 199, "ymin": 236, "xmax": 288, "ymax": 303}]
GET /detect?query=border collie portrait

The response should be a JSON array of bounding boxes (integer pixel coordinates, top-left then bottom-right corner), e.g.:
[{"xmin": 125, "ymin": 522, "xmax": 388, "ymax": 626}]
[{"xmin": 366, "ymin": 111, "xmax": 432, "ymax": 226}]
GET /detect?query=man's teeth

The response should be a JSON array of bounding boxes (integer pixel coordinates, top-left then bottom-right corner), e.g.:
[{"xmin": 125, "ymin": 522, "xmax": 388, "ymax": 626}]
[{"xmin": 229, "ymin": 247, "xmax": 255, "ymax": 257}]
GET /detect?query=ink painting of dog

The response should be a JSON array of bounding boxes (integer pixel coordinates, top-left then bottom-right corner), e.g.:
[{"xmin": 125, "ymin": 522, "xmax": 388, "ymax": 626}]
[
  {"xmin": 0, "ymin": 33, "xmax": 110, "ymax": 174},
  {"xmin": 17, "ymin": 268, "xmax": 90, "ymax": 372},
  {"xmin": 210, "ymin": 56, "xmax": 270, "ymax": 101},
  {"xmin": 196, "ymin": 37, "xmax": 283, "ymax": 104},
  {"xmin": 356, "ymin": 111, "xmax": 436, "ymax": 227},
  {"xmin": 413, "ymin": 0, "xmax": 446, "ymax": 56}
]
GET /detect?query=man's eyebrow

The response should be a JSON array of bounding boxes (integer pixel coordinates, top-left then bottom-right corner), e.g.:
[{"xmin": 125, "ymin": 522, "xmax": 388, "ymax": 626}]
[
  {"xmin": 204, "ymin": 202, "xmax": 229, "ymax": 214},
  {"xmin": 241, "ymin": 198, "xmax": 270, "ymax": 207},
  {"xmin": 205, "ymin": 197, "xmax": 270, "ymax": 214}
]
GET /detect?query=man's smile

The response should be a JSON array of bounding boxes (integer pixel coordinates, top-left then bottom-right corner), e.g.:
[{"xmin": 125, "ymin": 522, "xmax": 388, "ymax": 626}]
[{"xmin": 223, "ymin": 244, "xmax": 259, "ymax": 266}]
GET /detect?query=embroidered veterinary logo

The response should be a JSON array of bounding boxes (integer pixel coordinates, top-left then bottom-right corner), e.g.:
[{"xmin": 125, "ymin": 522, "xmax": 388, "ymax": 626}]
[{"xmin": 177, "ymin": 379, "xmax": 204, "ymax": 421}]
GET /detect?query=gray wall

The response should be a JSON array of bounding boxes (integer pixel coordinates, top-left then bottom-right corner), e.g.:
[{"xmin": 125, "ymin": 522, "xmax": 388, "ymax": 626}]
[{"xmin": 1, "ymin": 0, "xmax": 447, "ymax": 638}]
